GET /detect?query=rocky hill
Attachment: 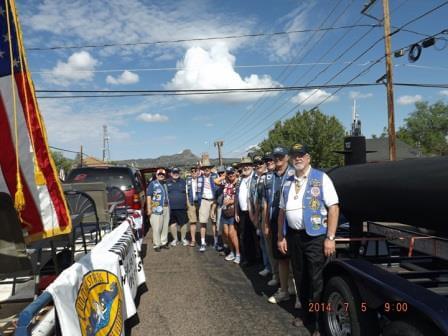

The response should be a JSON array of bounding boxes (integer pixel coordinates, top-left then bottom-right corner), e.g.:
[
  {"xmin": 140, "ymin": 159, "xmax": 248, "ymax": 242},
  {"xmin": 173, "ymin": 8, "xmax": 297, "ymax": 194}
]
[{"xmin": 116, "ymin": 149, "xmax": 238, "ymax": 168}]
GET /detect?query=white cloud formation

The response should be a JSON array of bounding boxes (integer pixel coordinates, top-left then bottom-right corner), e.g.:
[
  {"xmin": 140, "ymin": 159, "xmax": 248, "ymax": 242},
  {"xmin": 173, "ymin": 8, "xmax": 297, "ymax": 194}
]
[
  {"xmin": 106, "ymin": 70, "xmax": 139, "ymax": 85},
  {"xmin": 292, "ymin": 89, "xmax": 337, "ymax": 106},
  {"xmin": 137, "ymin": 113, "xmax": 169, "ymax": 123},
  {"xmin": 42, "ymin": 51, "xmax": 98, "ymax": 86},
  {"xmin": 165, "ymin": 43, "xmax": 279, "ymax": 103},
  {"xmin": 349, "ymin": 91, "xmax": 373, "ymax": 99},
  {"xmin": 22, "ymin": 0, "xmax": 255, "ymax": 59},
  {"xmin": 440, "ymin": 90, "xmax": 448, "ymax": 96},
  {"xmin": 397, "ymin": 95, "xmax": 422, "ymax": 105}
]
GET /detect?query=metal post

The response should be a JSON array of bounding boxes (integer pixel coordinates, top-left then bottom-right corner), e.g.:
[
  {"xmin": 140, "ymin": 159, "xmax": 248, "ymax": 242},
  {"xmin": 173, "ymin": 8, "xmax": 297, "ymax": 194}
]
[
  {"xmin": 382, "ymin": 0, "xmax": 397, "ymax": 161},
  {"xmin": 214, "ymin": 140, "xmax": 224, "ymax": 166},
  {"xmin": 80, "ymin": 145, "xmax": 83, "ymax": 167}
]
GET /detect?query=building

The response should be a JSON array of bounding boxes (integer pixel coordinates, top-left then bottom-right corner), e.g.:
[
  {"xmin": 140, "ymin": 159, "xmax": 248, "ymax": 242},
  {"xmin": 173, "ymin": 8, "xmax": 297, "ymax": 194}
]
[{"xmin": 366, "ymin": 138, "xmax": 423, "ymax": 162}]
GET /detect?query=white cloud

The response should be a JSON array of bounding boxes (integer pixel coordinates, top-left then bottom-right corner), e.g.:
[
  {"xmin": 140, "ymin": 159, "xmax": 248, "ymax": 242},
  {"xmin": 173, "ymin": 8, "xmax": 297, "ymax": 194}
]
[
  {"xmin": 292, "ymin": 89, "xmax": 337, "ymax": 106},
  {"xmin": 440, "ymin": 90, "xmax": 448, "ymax": 96},
  {"xmin": 137, "ymin": 113, "xmax": 169, "ymax": 123},
  {"xmin": 42, "ymin": 51, "xmax": 98, "ymax": 86},
  {"xmin": 349, "ymin": 91, "xmax": 373, "ymax": 99},
  {"xmin": 22, "ymin": 0, "xmax": 255, "ymax": 58},
  {"xmin": 397, "ymin": 95, "xmax": 422, "ymax": 105},
  {"xmin": 205, "ymin": 123, "xmax": 214, "ymax": 127},
  {"xmin": 165, "ymin": 43, "xmax": 279, "ymax": 103},
  {"xmin": 106, "ymin": 70, "xmax": 139, "ymax": 85}
]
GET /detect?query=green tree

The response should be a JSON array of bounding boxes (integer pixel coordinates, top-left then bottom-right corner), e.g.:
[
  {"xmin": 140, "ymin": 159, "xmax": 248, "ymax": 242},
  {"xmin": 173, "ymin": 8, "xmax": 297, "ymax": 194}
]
[
  {"xmin": 51, "ymin": 150, "xmax": 74, "ymax": 174},
  {"xmin": 258, "ymin": 108, "xmax": 345, "ymax": 168},
  {"xmin": 397, "ymin": 101, "xmax": 448, "ymax": 155}
]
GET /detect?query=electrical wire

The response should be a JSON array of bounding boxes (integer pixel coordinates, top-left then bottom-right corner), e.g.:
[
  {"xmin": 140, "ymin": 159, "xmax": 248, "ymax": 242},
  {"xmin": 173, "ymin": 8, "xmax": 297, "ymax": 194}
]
[{"xmin": 27, "ymin": 24, "xmax": 380, "ymax": 51}]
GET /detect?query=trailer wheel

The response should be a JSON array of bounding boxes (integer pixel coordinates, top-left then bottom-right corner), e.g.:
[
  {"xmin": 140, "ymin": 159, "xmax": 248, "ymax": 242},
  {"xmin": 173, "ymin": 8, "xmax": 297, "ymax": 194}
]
[
  {"xmin": 322, "ymin": 276, "xmax": 378, "ymax": 336},
  {"xmin": 383, "ymin": 319, "xmax": 435, "ymax": 336}
]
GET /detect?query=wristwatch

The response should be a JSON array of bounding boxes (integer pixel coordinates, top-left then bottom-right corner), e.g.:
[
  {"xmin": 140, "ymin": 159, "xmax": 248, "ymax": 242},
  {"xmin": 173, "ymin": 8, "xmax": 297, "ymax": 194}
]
[{"xmin": 326, "ymin": 235, "xmax": 336, "ymax": 241}]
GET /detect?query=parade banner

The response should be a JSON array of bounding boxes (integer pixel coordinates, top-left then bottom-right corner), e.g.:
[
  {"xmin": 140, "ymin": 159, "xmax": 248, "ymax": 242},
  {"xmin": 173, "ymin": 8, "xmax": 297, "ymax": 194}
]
[
  {"xmin": 47, "ymin": 221, "xmax": 145, "ymax": 336},
  {"xmin": 0, "ymin": 0, "xmax": 71, "ymax": 243}
]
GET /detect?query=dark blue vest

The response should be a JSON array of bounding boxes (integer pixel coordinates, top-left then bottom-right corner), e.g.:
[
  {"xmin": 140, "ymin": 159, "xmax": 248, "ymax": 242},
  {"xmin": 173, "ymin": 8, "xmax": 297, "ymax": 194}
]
[
  {"xmin": 264, "ymin": 166, "xmax": 295, "ymax": 220},
  {"xmin": 197, "ymin": 173, "xmax": 218, "ymax": 205},
  {"xmin": 147, "ymin": 180, "xmax": 168, "ymax": 215}
]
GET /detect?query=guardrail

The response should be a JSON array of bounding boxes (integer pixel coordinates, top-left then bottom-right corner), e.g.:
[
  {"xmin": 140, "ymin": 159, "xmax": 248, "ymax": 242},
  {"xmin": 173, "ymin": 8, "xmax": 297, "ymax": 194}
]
[{"xmin": 15, "ymin": 291, "xmax": 54, "ymax": 336}]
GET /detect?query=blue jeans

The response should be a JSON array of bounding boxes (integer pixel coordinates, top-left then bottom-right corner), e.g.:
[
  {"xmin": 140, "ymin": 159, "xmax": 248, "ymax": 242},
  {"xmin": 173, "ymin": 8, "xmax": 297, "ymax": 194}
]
[{"xmin": 259, "ymin": 231, "xmax": 272, "ymax": 272}]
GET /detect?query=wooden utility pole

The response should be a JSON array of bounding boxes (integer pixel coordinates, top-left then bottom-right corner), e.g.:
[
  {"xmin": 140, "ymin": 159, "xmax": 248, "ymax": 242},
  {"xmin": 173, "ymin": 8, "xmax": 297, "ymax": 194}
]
[
  {"xmin": 214, "ymin": 140, "xmax": 224, "ymax": 166},
  {"xmin": 382, "ymin": 0, "xmax": 397, "ymax": 161}
]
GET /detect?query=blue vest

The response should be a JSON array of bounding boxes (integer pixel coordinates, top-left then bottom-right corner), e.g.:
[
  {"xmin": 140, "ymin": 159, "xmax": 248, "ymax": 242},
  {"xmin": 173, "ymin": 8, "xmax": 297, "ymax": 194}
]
[
  {"xmin": 282, "ymin": 168, "xmax": 327, "ymax": 237},
  {"xmin": 197, "ymin": 173, "xmax": 218, "ymax": 205},
  {"xmin": 264, "ymin": 166, "xmax": 295, "ymax": 220},
  {"xmin": 186, "ymin": 176, "xmax": 198, "ymax": 204},
  {"xmin": 147, "ymin": 180, "xmax": 168, "ymax": 215}
]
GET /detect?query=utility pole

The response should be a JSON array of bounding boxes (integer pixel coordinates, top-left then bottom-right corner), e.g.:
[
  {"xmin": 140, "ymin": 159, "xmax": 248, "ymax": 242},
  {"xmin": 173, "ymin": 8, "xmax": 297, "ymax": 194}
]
[
  {"xmin": 382, "ymin": 0, "xmax": 397, "ymax": 161},
  {"xmin": 214, "ymin": 140, "xmax": 224, "ymax": 166},
  {"xmin": 362, "ymin": 0, "xmax": 397, "ymax": 161},
  {"xmin": 102, "ymin": 125, "xmax": 111, "ymax": 163}
]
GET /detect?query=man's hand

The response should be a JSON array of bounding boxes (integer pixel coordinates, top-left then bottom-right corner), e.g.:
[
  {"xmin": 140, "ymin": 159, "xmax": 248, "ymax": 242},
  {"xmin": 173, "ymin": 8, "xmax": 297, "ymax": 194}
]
[
  {"xmin": 277, "ymin": 237, "xmax": 287, "ymax": 255},
  {"xmin": 324, "ymin": 238, "xmax": 336, "ymax": 257},
  {"xmin": 147, "ymin": 209, "xmax": 152, "ymax": 217},
  {"xmin": 235, "ymin": 214, "xmax": 240, "ymax": 223}
]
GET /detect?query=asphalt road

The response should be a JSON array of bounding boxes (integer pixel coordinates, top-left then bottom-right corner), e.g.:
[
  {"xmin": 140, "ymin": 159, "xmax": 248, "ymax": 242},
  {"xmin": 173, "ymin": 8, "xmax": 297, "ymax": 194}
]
[{"xmin": 129, "ymin": 232, "xmax": 310, "ymax": 336}]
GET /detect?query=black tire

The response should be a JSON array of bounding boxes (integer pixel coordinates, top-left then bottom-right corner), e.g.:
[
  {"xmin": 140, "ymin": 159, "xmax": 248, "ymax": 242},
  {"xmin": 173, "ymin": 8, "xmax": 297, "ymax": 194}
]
[
  {"xmin": 322, "ymin": 276, "xmax": 378, "ymax": 336},
  {"xmin": 383, "ymin": 319, "xmax": 436, "ymax": 336}
]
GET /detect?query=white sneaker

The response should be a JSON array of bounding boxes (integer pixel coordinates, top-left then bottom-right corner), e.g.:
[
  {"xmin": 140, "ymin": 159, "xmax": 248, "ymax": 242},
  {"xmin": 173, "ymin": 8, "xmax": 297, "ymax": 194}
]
[
  {"xmin": 182, "ymin": 239, "xmax": 189, "ymax": 246},
  {"xmin": 268, "ymin": 289, "xmax": 290, "ymax": 304},
  {"xmin": 258, "ymin": 268, "xmax": 270, "ymax": 277},
  {"xmin": 288, "ymin": 283, "xmax": 296, "ymax": 295},
  {"xmin": 233, "ymin": 255, "xmax": 241, "ymax": 264},
  {"xmin": 225, "ymin": 252, "xmax": 235, "ymax": 261},
  {"xmin": 267, "ymin": 277, "xmax": 279, "ymax": 287},
  {"xmin": 170, "ymin": 240, "xmax": 178, "ymax": 247}
]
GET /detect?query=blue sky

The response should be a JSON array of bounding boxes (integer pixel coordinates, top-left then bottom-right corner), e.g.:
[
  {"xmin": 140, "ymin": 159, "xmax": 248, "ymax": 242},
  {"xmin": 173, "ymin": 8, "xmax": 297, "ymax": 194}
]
[{"xmin": 16, "ymin": 0, "xmax": 448, "ymax": 160}]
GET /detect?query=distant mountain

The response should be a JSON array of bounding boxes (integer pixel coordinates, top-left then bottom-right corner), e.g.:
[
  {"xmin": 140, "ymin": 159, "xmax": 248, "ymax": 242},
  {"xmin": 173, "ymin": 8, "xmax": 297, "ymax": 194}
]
[{"xmin": 116, "ymin": 149, "xmax": 238, "ymax": 168}]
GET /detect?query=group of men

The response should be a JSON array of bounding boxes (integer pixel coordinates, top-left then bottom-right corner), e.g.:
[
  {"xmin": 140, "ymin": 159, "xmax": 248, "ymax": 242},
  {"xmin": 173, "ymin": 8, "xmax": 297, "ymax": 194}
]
[{"xmin": 146, "ymin": 144, "xmax": 339, "ymax": 335}]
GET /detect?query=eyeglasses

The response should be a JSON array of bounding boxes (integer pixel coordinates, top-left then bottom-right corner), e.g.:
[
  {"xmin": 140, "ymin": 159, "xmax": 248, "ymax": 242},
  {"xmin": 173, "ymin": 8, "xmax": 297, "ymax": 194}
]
[
  {"xmin": 242, "ymin": 166, "xmax": 252, "ymax": 170},
  {"xmin": 273, "ymin": 155, "xmax": 286, "ymax": 161},
  {"xmin": 157, "ymin": 174, "xmax": 165, "ymax": 177}
]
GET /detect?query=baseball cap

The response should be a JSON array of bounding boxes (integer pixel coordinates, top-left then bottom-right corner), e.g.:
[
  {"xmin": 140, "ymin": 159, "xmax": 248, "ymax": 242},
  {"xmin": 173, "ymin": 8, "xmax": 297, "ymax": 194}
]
[
  {"xmin": 171, "ymin": 167, "xmax": 180, "ymax": 174},
  {"xmin": 289, "ymin": 143, "xmax": 310, "ymax": 156},
  {"xmin": 272, "ymin": 146, "xmax": 288, "ymax": 157},
  {"xmin": 156, "ymin": 168, "xmax": 166, "ymax": 176},
  {"xmin": 253, "ymin": 155, "xmax": 264, "ymax": 165},
  {"xmin": 225, "ymin": 166, "xmax": 236, "ymax": 174},
  {"xmin": 263, "ymin": 152, "xmax": 274, "ymax": 162}
]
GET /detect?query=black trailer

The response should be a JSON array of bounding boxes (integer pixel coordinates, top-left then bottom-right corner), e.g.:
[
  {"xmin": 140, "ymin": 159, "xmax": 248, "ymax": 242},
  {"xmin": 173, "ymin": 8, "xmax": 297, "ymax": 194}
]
[{"xmin": 322, "ymin": 157, "xmax": 448, "ymax": 336}]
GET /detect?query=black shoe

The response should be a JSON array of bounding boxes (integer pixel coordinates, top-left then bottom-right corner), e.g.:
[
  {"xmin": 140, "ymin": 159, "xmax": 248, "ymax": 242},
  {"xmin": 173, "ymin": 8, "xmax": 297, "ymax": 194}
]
[
  {"xmin": 154, "ymin": 247, "xmax": 161, "ymax": 252},
  {"xmin": 162, "ymin": 244, "xmax": 170, "ymax": 249}
]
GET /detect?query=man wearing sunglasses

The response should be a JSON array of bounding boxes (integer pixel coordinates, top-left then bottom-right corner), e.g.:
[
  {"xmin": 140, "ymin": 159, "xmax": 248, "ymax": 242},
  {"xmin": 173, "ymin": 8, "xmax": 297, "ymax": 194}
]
[
  {"xmin": 263, "ymin": 146, "xmax": 295, "ymax": 304},
  {"xmin": 278, "ymin": 144, "xmax": 339, "ymax": 335}
]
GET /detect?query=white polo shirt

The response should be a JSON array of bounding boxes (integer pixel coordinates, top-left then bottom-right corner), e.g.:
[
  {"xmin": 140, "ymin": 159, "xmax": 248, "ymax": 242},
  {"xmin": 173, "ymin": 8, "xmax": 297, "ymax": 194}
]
[
  {"xmin": 238, "ymin": 174, "xmax": 252, "ymax": 211},
  {"xmin": 279, "ymin": 167, "xmax": 339, "ymax": 231}
]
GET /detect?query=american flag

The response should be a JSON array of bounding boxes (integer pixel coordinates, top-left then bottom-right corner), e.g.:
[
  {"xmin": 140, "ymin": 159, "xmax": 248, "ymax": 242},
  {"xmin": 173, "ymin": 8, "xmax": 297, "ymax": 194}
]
[{"xmin": 0, "ymin": 0, "xmax": 71, "ymax": 243}]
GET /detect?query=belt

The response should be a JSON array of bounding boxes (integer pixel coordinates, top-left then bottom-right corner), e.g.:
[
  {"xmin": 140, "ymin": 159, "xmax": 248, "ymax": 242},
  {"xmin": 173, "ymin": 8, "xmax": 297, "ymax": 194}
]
[
  {"xmin": 287, "ymin": 227, "xmax": 305, "ymax": 233},
  {"xmin": 202, "ymin": 198, "xmax": 214, "ymax": 201}
]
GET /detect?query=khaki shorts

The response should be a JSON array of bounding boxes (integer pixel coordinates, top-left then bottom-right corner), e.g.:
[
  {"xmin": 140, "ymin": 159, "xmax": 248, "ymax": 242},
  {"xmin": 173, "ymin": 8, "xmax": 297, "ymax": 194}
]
[
  {"xmin": 199, "ymin": 199, "xmax": 215, "ymax": 224},
  {"xmin": 187, "ymin": 202, "xmax": 199, "ymax": 223}
]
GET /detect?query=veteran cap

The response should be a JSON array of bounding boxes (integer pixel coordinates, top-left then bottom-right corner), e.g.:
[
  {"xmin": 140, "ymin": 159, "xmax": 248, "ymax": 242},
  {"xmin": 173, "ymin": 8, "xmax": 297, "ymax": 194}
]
[
  {"xmin": 171, "ymin": 167, "xmax": 180, "ymax": 174},
  {"xmin": 289, "ymin": 143, "xmax": 310, "ymax": 156},
  {"xmin": 253, "ymin": 155, "xmax": 264, "ymax": 165},
  {"xmin": 263, "ymin": 152, "xmax": 274, "ymax": 162},
  {"xmin": 225, "ymin": 166, "xmax": 236, "ymax": 174},
  {"xmin": 272, "ymin": 146, "xmax": 288, "ymax": 157}
]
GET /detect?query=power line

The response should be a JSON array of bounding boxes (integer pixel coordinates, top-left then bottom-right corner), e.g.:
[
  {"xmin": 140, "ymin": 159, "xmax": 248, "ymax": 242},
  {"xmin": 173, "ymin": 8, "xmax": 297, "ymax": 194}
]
[
  {"xmin": 27, "ymin": 24, "xmax": 381, "ymax": 52},
  {"xmin": 220, "ymin": 0, "xmax": 352, "ymax": 140},
  {"xmin": 224, "ymin": 1, "xmax": 448, "ymax": 152}
]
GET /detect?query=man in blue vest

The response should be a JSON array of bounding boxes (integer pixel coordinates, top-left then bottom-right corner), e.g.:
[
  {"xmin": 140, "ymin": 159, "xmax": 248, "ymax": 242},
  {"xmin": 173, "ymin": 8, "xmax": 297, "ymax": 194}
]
[
  {"xmin": 166, "ymin": 167, "xmax": 188, "ymax": 246},
  {"xmin": 147, "ymin": 169, "xmax": 170, "ymax": 252},
  {"xmin": 263, "ymin": 146, "xmax": 295, "ymax": 304},
  {"xmin": 197, "ymin": 160, "xmax": 218, "ymax": 252},
  {"xmin": 278, "ymin": 144, "xmax": 339, "ymax": 335}
]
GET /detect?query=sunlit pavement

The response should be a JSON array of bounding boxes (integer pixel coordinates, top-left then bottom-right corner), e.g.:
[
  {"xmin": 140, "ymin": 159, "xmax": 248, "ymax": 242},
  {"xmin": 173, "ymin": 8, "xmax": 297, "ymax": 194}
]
[{"xmin": 129, "ymin": 231, "xmax": 308, "ymax": 336}]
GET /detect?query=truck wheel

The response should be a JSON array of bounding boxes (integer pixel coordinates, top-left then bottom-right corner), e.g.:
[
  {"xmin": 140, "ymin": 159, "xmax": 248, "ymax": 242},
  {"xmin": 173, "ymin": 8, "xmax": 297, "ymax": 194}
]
[
  {"xmin": 322, "ymin": 276, "xmax": 378, "ymax": 336},
  {"xmin": 383, "ymin": 319, "xmax": 435, "ymax": 336}
]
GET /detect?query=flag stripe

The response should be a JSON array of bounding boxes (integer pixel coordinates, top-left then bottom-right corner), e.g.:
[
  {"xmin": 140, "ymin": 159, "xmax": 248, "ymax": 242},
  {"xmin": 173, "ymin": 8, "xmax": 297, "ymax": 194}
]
[
  {"xmin": 0, "ymin": 92, "xmax": 44, "ymax": 235},
  {"xmin": 15, "ymin": 72, "xmax": 70, "ymax": 231}
]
